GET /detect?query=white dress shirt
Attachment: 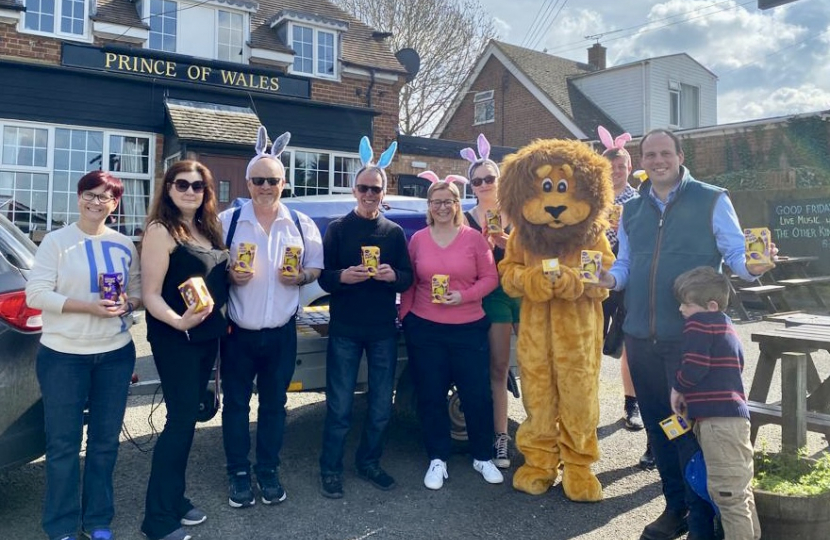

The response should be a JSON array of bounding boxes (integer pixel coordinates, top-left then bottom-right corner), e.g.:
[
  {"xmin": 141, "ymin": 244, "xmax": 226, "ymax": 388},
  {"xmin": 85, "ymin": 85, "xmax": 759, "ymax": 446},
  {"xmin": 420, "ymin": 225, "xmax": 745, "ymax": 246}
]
[{"xmin": 220, "ymin": 201, "xmax": 324, "ymax": 330}]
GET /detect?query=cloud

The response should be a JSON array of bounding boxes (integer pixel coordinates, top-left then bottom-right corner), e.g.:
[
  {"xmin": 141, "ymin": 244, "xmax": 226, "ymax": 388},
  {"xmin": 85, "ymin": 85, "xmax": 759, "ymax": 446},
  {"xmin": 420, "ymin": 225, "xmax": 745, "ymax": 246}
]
[
  {"xmin": 720, "ymin": 85, "xmax": 830, "ymax": 123},
  {"xmin": 492, "ymin": 16, "xmax": 511, "ymax": 40}
]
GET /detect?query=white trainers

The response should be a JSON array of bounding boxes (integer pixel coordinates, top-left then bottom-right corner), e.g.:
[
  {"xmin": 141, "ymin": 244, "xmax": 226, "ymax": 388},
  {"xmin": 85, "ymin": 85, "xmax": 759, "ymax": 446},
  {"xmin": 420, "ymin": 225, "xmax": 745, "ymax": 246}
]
[
  {"xmin": 424, "ymin": 459, "xmax": 448, "ymax": 490},
  {"xmin": 473, "ymin": 459, "xmax": 504, "ymax": 484}
]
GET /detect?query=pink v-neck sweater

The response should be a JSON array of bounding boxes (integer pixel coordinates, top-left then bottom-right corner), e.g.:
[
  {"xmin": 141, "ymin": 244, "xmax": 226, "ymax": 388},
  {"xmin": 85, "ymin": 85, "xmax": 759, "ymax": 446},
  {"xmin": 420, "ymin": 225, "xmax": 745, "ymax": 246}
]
[{"xmin": 400, "ymin": 225, "xmax": 498, "ymax": 324}]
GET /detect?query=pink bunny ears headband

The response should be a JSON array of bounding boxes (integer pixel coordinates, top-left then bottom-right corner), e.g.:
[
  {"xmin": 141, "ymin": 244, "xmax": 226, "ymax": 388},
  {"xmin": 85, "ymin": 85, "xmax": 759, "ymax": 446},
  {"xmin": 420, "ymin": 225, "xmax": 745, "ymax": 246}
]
[
  {"xmin": 597, "ymin": 125, "xmax": 631, "ymax": 156},
  {"xmin": 460, "ymin": 133, "xmax": 500, "ymax": 178},
  {"xmin": 245, "ymin": 125, "xmax": 291, "ymax": 179},
  {"xmin": 417, "ymin": 171, "xmax": 469, "ymax": 185},
  {"xmin": 356, "ymin": 136, "xmax": 397, "ymax": 188}
]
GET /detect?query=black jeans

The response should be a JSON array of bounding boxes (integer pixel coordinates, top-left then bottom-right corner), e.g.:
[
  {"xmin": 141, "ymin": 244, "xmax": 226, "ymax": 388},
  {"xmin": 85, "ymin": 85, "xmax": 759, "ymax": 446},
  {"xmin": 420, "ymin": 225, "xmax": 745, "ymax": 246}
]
[
  {"xmin": 142, "ymin": 336, "xmax": 217, "ymax": 540},
  {"xmin": 403, "ymin": 313, "xmax": 493, "ymax": 462},
  {"xmin": 319, "ymin": 334, "xmax": 399, "ymax": 475},
  {"xmin": 220, "ymin": 318, "xmax": 297, "ymax": 476},
  {"xmin": 625, "ymin": 336, "xmax": 717, "ymax": 540}
]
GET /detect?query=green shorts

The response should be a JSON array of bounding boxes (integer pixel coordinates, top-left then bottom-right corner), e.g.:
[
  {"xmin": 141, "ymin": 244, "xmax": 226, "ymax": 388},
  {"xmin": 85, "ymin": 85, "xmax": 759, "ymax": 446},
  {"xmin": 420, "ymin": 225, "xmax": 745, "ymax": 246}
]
[{"xmin": 482, "ymin": 285, "xmax": 521, "ymax": 324}]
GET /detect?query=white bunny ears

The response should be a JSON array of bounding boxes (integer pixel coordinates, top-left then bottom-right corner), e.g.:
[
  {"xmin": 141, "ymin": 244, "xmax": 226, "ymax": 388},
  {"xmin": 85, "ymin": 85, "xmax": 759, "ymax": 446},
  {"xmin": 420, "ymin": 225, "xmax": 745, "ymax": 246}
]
[
  {"xmin": 597, "ymin": 125, "xmax": 631, "ymax": 155},
  {"xmin": 460, "ymin": 133, "xmax": 500, "ymax": 178},
  {"xmin": 417, "ymin": 171, "xmax": 469, "ymax": 185},
  {"xmin": 355, "ymin": 136, "xmax": 397, "ymax": 188},
  {"xmin": 245, "ymin": 125, "xmax": 291, "ymax": 179}
]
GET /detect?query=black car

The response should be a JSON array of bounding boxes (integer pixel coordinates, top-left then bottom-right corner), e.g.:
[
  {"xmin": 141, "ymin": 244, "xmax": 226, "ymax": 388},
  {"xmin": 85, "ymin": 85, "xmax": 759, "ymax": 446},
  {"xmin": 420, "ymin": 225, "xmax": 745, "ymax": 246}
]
[{"xmin": 0, "ymin": 214, "xmax": 45, "ymax": 473}]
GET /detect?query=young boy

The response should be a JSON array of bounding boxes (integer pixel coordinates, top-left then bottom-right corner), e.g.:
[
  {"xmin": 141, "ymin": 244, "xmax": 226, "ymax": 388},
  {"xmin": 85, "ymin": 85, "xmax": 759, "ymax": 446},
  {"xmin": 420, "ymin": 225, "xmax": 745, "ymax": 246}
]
[{"xmin": 670, "ymin": 266, "xmax": 761, "ymax": 540}]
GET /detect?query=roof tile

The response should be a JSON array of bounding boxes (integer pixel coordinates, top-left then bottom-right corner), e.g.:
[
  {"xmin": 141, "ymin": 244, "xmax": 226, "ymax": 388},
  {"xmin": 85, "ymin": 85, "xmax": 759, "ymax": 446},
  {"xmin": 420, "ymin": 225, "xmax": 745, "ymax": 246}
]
[
  {"xmin": 93, "ymin": 0, "xmax": 147, "ymax": 28},
  {"xmin": 166, "ymin": 100, "xmax": 263, "ymax": 145}
]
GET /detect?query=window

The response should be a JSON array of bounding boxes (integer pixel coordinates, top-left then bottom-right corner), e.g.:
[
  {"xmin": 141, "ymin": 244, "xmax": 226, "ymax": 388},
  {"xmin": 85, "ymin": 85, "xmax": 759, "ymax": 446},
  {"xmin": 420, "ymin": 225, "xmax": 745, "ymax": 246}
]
[
  {"xmin": 333, "ymin": 156, "xmax": 361, "ymax": 190},
  {"xmin": 149, "ymin": 0, "xmax": 177, "ymax": 53},
  {"xmin": 218, "ymin": 10, "xmax": 244, "ymax": 63},
  {"xmin": 474, "ymin": 90, "xmax": 495, "ymax": 125},
  {"xmin": 23, "ymin": 0, "xmax": 87, "ymax": 38},
  {"xmin": 280, "ymin": 150, "xmax": 359, "ymax": 196},
  {"xmin": 0, "ymin": 121, "xmax": 153, "ymax": 237},
  {"xmin": 291, "ymin": 24, "xmax": 337, "ymax": 78},
  {"xmin": 218, "ymin": 180, "xmax": 230, "ymax": 203},
  {"xmin": 669, "ymin": 82, "xmax": 700, "ymax": 129}
]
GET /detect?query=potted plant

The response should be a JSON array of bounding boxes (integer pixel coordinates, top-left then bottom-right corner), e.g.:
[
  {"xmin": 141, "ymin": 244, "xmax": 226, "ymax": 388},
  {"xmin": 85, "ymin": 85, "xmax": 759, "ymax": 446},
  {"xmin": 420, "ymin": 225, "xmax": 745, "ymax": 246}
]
[{"xmin": 752, "ymin": 447, "xmax": 830, "ymax": 540}]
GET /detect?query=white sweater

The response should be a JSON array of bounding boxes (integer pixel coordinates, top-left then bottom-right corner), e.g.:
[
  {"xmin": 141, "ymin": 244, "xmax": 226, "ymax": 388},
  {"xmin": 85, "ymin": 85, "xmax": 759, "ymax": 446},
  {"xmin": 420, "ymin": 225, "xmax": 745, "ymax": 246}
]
[{"xmin": 25, "ymin": 223, "xmax": 141, "ymax": 355}]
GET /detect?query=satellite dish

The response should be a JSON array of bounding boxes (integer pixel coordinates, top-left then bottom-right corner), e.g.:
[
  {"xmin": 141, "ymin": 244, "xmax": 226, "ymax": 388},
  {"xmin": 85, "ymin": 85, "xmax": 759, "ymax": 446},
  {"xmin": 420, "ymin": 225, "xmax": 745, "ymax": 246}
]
[{"xmin": 395, "ymin": 48, "xmax": 421, "ymax": 83}]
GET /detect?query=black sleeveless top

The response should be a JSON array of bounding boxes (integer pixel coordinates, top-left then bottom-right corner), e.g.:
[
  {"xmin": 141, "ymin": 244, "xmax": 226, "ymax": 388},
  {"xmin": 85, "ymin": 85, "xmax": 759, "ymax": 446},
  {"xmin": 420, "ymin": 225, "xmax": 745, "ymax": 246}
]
[
  {"xmin": 464, "ymin": 210, "xmax": 511, "ymax": 264},
  {"xmin": 146, "ymin": 241, "xmax": 230, "ymax": 343}
]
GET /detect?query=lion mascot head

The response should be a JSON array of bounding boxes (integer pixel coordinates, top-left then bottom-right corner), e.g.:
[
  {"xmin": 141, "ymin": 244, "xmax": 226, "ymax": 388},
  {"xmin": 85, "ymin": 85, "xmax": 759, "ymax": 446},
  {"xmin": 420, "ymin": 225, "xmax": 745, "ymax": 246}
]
[{"xmin": 498, "ymin": 139, "xmax": 613, "ymax": 258}]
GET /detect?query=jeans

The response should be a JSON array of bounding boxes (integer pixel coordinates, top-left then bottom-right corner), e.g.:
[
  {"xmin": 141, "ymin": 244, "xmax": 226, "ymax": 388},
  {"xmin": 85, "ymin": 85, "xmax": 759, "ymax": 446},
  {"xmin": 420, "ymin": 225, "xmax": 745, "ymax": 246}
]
[
  {"xmin": 319, "ymin": 334, "xmax": 398, "ymax": 475},
  {"xmin": 625, "ymin": 336, "xmax": 717, "ymax": 540},
  {"xmin": 221, "ymin": 319, "xmax": 297, "ymax": 476},
  {"xmin": 36, "ymin": 342, "xmax": 135, "ymax": 540},
  {"xmin": 142, "ymin": 336, "xmax": 216, "ymax": 540},
  {"xmin": 403, "ymin": 313, "xmax": 493, "ymax": 462}
]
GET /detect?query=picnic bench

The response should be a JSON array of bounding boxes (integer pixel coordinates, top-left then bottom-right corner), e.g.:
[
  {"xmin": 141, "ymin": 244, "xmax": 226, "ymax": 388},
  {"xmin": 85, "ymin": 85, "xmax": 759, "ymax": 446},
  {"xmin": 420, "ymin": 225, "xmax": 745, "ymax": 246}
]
[
  {"xmin": 729, "ymin": 255, "xmax": 830, "ymax": 321},
  {"xmin": 748, "ymin": 325, "xmax": 830, "ymax": 450}
]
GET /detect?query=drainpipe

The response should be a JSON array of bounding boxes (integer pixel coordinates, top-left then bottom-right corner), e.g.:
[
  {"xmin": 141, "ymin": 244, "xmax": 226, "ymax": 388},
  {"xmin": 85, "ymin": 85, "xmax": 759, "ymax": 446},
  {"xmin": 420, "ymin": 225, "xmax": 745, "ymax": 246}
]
[{"xmin": 367, "ymin": 68, "xmax": 376, "ymax": 142}]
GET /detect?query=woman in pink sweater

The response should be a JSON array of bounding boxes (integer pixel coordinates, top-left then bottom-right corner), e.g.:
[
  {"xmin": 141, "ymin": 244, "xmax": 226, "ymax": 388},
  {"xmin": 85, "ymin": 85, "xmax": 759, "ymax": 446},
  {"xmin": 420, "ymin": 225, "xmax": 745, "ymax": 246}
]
[{"xmin": 399, "ymin": 179, "xmax": 501, "ymax": 490}]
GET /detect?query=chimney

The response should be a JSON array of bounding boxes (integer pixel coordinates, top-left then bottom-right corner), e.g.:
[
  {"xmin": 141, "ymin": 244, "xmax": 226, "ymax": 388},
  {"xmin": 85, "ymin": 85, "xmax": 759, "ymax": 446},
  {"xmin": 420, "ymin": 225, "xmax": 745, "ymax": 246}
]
[{"xmin": 588, "ymin": 43, "xmax": 606, "ymax": 70}]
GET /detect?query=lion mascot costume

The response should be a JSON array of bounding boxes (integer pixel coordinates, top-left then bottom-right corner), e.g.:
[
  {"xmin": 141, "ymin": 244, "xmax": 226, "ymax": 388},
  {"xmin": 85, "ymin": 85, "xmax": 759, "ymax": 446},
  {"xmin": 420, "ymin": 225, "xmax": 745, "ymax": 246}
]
[{"xmin": 498, "ymin": 139, "xmax": 614, "ymax": 501}]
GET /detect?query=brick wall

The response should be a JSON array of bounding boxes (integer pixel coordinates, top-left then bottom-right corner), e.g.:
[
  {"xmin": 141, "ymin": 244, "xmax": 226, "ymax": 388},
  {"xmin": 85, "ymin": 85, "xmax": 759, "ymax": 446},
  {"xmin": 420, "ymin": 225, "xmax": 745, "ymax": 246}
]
[
  {"xmin": 314, "ymin": 77, "xmax": 402, "ymax": 151},
  {"xmin": 440, "ymin": 56, "xmax": 575, "ymax": 148},
  {"xmin": 0, "ymin": 22, "xmax": 61, "ymax": 63}
]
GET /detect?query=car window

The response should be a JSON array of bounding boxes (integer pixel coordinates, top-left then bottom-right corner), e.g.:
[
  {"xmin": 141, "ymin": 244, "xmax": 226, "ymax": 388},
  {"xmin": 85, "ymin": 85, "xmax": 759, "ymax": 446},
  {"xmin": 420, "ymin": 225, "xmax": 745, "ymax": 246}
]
[{"xmin": 0, "ymin": 215, "xmax": 37, "ymax": 271}]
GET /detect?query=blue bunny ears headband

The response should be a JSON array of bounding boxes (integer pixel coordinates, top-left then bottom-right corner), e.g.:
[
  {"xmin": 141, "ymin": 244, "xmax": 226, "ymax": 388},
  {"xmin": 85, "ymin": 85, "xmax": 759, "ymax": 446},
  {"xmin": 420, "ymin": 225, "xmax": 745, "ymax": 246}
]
[
  {"xmin": 245, "ymin": 125, "xmax": 291, "ymax": 180},
  {"xmin": 460, "ymin": 133, "xmax": 500, "ymax": 179},
  {"xmin": 355, "ymin": 136, "xmax": 397, "ymax": 189}
]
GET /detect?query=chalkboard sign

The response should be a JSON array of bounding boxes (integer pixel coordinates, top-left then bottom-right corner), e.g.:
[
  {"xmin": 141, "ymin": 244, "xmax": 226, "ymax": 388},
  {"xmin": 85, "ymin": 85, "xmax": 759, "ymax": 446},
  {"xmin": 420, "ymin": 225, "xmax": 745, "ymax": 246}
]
[{"xmin": 768, "ymin": 198, "xmax": 830, "ymax": 272}]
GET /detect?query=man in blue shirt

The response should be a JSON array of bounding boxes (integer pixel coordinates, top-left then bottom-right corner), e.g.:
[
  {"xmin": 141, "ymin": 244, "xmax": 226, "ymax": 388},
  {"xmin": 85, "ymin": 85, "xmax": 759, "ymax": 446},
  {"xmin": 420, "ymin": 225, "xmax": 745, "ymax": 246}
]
[{"xmin": 595, "ymin": 129, "xmax": 774, "ymax": 540}]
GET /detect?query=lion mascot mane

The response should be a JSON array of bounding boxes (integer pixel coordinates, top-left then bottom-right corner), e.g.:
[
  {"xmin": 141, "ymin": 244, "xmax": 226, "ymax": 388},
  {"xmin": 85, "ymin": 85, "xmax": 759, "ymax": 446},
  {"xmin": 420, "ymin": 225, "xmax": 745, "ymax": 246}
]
[{"xmin": 498, "ymin": 138, "xmax": 614, "ymax": 501}]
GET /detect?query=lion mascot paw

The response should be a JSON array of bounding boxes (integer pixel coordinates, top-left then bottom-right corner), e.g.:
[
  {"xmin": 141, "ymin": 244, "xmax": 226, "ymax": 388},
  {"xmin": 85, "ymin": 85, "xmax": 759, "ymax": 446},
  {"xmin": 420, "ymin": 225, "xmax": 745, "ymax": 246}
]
[{"xmin": 497, "ymin": 139, "xmax": 615, "ymax": 501}]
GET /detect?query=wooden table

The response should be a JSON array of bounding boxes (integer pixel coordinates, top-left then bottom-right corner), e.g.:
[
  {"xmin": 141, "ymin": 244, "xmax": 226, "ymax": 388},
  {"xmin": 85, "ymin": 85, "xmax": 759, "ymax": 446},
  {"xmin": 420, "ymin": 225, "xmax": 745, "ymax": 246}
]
[
  {"xmin": 764, "ymin": 313, "xmax": 830, "ymax": 328},
  {"xmin": 748, "ymin": 325, "xmax": 830, "ymax": 449},
  {"xmin": 769, "ymin": 256, "xmax": 830, "ymax": 311}
]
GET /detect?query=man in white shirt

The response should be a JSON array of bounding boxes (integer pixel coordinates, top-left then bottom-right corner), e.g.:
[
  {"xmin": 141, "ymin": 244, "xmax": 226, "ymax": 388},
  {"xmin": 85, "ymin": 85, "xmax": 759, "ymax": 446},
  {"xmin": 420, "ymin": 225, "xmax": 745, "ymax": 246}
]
[{"xmin": 219, "ymin": 150, "xmax": 323, "ymax": 509}]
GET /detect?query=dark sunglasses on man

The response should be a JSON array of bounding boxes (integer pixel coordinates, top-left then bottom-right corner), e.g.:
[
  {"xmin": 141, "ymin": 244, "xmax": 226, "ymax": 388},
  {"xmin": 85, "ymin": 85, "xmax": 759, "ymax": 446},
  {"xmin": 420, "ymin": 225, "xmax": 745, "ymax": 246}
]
[
  {"xmin": 170, "ymin": 179, "xmax": 206, "ymax": 193},
  {"xmin": 470, "ymin": 175, "xmax": 497, "ymax": 187},
  {"xmin": 250, "ymin": 177, "xmax": 283, "ymax": 186},
  {"xmin": 355, "ymin": 184, "xmax": 383, "ymax": 194}
]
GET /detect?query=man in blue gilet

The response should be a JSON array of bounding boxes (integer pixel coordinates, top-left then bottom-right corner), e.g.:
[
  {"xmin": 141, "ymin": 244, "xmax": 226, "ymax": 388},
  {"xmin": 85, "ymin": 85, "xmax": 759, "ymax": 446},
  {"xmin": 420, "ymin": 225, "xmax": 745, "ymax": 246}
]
[{"xmin": 596, "ymin": 129, "xmax": 774, "ymax": 540}]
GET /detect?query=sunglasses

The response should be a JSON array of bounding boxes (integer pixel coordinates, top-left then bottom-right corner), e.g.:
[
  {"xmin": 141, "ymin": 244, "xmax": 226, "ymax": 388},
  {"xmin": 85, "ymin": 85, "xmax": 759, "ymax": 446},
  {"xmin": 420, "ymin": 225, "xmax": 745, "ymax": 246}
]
[
  {"xmin": 470, "ymin": 175, "xmax": 497, "ymax": 187},
  {"xmin": 355, "ymin": 184, "xmax": 383, "ymax": 194},
  {"xmin": 250, "ymin": 177, "xmax": 282, "ymax": 186},
  {"xmin": 170, "ymin": 179, "xmax": 206, "ymax": 193}
]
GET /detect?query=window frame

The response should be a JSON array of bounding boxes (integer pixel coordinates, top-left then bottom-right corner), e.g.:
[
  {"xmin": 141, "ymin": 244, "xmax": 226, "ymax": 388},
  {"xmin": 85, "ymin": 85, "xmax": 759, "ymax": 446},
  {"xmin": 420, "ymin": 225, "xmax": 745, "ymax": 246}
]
[
  {"xmin": 668, "ymin": 81, "xmax": 700, "ymax": 129},
  {"xmin": 20, "ymin": 0, "xmax": 91, "ymax": 41},
  {"xmin": 216, "ymin": 9, "xmax": 246, "ymax": 63},
  {"xmin": 280, "ymin": 147, "xmax": 360, "ymax": 197},
  {"xmin": 0, "ymin": 120, "xmax": 155, "ymax": 239},
  {"xmin": 288, "ymin": 22, "xmax": 338, "ymax": 80},
  {"xmin": 473, "ymin": 90, "xmax": 495, "ymax": 126},
  {"xmin": 148, "ymin": 0, "xmax": 178, "ymax": 53}
]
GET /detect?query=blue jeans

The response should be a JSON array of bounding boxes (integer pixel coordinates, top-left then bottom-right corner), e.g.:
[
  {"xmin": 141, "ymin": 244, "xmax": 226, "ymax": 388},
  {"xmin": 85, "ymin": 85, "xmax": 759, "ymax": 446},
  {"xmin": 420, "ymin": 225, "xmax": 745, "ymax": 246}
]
[
  {"xmin": 625, "ymin": 336, "xmax": 717, "ymax": 540},
  {"xmin": 319, "ymin": 334, "xmax": 398, "ymax": 475},
  {"xmin": 36, "ymin": 342, "xmax": 135, "ymax": 540},
  {"xmin": 403, "ymin": 314, "xmax": 493, "ymax": 462},
  {"xmin": 221, "ymin": 319, "xmax": 297, "ymax": 476}
]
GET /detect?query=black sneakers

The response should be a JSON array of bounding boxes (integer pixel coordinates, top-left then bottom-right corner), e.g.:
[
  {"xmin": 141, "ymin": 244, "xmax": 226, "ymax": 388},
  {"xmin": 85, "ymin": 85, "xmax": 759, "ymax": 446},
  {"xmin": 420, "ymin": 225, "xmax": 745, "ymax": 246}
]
[
  {"xmin": 640, "ymin": 509, "xmax": 688, "ymax": 540},
  {"xmin": 320, "ymin": 474, "xmax": 344, "ymax": 499},
  {"xmin": 257, "ymin": 470, "xmax": 287, "ymax": 505},
  {"xmin": 639, "ymin": 443, "xmax": 656, "ymax": 470},
  {"xmin": 623, "ymin": 396, "xmax": 645, "ymax": 431},
  {"xmin": 356, "ymin": 465, "xmax": 396, "ymax": 491},
  {"xmin": 228, "ymin": 471, "xmax": 255, "ymax": 508}
]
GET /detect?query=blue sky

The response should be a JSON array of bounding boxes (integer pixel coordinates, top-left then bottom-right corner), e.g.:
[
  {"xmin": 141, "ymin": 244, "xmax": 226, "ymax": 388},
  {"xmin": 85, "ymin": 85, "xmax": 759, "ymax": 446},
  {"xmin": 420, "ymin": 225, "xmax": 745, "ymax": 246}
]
[{"xmin": 478, "ymin": 0, "xmax": 830, "ymax": 124}]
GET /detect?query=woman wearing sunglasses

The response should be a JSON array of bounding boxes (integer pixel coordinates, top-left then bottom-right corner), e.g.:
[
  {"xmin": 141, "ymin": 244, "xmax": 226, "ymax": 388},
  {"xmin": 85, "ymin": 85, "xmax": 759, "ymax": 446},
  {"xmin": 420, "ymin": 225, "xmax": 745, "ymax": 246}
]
[
  {"xmin": 399, "ymin": 175, "xmax": 502, "ymax": 490},
  {"xmin": 140, "ymin": 161, "xmax": 229, "ymax": 540},
  {"xmin": 460, "ymin": 136, "xmax": 520, "ymax": 471},
  {"xmin": 26, "ymin": 171, "xmax": 141, "ymax": 540}
]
